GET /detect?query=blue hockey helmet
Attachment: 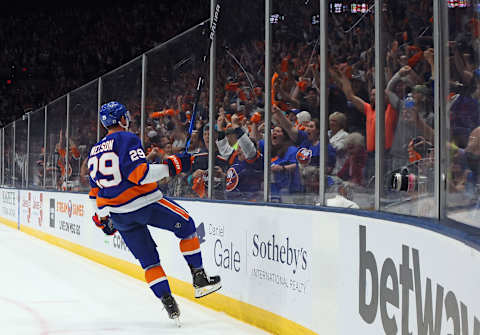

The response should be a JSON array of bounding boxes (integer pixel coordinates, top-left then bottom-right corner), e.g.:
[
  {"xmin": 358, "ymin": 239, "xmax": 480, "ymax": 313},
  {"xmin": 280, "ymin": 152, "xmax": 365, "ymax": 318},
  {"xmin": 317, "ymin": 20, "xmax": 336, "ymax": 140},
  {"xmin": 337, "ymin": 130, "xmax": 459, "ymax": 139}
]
[{"xmin": 99, "ymin": 101, "xmax": 130, "ymax": 129}]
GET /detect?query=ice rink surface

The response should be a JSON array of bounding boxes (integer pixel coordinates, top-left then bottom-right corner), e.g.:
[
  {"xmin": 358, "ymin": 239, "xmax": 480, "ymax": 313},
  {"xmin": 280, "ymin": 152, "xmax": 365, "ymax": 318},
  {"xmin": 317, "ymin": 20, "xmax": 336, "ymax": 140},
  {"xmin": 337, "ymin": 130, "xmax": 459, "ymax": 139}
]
[{"xmin": 0, "ymin": 225, "xmax": 269, "ymax": 335}]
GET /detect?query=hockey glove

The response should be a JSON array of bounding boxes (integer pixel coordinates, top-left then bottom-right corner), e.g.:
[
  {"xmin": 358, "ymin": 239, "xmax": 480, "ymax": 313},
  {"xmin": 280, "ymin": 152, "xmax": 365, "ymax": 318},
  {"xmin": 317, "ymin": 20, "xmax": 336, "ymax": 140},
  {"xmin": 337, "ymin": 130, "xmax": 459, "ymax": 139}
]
[
  {"xmin": 165, "ymin": 153, "xmax": 192, "ymax": 176},
  {"xmin": 92, "ymin": 214, "xmax": 117, "ymax": 236}
]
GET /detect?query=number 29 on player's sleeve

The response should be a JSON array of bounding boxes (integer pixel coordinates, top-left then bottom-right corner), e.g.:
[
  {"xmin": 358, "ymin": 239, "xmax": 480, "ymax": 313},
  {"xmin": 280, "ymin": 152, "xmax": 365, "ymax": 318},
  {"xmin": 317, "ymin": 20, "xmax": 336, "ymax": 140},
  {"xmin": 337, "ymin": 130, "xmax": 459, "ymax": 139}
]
[
  {"xmin": 129, "ymin": 148, "xmax": 146, "ymax": 161},
  {"xmin": 88, "ymin": 152, "xmax": 122, "ymax": 188}
]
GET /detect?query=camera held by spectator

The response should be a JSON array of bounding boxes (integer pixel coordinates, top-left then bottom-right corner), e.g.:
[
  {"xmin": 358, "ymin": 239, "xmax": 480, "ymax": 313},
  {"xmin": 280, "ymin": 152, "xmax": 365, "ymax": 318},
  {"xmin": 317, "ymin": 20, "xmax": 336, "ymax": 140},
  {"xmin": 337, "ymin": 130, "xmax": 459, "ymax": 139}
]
[{"xmin": 390, "ymin": 166, "xmax": 419, "ymax": 192}]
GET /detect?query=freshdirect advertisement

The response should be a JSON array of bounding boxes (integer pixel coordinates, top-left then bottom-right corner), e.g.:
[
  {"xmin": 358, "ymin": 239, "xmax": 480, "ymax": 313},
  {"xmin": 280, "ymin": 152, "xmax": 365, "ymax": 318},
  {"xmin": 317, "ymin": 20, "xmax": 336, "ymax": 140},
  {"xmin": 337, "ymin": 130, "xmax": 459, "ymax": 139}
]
[{"xmin": 50, "ymin": 193, "xmax": 85, "ymax": 242}]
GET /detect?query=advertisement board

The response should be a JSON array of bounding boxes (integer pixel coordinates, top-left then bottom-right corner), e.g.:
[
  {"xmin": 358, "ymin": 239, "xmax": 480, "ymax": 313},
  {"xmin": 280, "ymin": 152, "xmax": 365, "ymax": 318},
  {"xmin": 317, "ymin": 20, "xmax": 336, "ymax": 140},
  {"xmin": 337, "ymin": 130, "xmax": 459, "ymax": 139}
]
[
  {"xmin": 53, "ymin": 192, "xmax": 137, "ymax": 264},
  {"xmin": 20, "ymin": 190, "xmax": 45, "ymax": 230},
  {"xmin": 150, "ymin": 201, "xmax": 314, "ymax": 330},
  {"xmin": 337, "ymin": 217, "xmax": 480, "ymax": 335},
  {"xmin": 0, "ymin": 188, "xmax": 18, "ymax": 224},
  {"xmin": 3, "ymin": 188, "xmax": 480, "ymax": 335}
]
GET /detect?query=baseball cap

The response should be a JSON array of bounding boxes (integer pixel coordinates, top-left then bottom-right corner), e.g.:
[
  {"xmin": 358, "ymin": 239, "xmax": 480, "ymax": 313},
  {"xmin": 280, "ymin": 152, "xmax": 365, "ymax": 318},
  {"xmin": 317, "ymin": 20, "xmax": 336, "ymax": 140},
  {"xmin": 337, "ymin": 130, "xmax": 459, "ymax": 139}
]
[{"xmin": 296, "ymin": 111, "xmax": 311, "ymax": 123}]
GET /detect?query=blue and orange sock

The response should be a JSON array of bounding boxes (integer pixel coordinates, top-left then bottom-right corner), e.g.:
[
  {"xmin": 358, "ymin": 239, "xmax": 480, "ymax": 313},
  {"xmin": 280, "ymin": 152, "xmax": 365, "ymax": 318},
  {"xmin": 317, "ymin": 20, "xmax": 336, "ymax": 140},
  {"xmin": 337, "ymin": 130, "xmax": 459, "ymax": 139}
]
[
  {"xmin": 180, "ymin": 234, "xmax": 203, "ymax": 269},
  {"xmin": 145, "ymin": 264, "xmax": 171, "ymax": 298}
]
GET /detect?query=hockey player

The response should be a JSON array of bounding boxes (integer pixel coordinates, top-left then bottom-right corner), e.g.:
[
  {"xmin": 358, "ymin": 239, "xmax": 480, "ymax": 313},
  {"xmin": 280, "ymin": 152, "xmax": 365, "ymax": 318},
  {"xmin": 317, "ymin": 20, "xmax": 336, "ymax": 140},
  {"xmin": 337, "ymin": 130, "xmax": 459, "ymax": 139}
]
[{"xmin": 88, "ymin": 101, "xmax": 221, "ymax": 323}]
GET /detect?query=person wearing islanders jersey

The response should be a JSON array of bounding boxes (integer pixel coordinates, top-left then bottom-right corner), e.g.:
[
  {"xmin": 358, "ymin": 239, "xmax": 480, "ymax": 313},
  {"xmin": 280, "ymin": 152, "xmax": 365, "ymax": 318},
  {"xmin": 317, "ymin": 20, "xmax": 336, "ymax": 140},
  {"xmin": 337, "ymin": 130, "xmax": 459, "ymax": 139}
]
[
  {"xmin": 257, "ymin": 125, "xmax": 302, "ymax": 201},
  {"xmin": 215, "ymin": 115, "xmax": 263, "ymax": 201},
  {"xmin": 88, "ymin": 101, "xmax": 221, "ymax": 321},
  {"xmin": 295, "ymin": 118, "xmax": 336, "ymax": 173},
  {"xmin": 271, "ymin": 106, "xmax": 336, "ymax": 193},
  {"xmin": 296, "ymin": 118, "xmax": 336, "ymax": 195}
]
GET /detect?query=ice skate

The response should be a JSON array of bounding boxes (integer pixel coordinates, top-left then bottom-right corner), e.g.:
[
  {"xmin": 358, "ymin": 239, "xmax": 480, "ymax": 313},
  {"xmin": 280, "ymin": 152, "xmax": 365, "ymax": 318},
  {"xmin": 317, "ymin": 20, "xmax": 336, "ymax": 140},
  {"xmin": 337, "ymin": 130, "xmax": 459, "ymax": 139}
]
[
  {"xmin": 191, "ymin": 267, "xmax": 222, "ymax": 298},
  {"xmin": 161, "ymin": 293, "xmax": 181, "ymax": 326}
]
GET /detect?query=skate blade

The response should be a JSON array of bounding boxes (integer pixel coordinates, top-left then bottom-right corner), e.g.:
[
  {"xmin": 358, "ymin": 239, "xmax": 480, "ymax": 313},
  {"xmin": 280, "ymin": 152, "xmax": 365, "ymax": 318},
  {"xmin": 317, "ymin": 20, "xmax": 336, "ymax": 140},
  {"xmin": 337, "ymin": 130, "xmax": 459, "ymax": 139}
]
[
  {"xmin": 173, "ymin": 316, "xmax": 181, "ymax": 328},
  {"xmin": 195, "ymin": 282, "xmax": 222, "ymax": 298}
]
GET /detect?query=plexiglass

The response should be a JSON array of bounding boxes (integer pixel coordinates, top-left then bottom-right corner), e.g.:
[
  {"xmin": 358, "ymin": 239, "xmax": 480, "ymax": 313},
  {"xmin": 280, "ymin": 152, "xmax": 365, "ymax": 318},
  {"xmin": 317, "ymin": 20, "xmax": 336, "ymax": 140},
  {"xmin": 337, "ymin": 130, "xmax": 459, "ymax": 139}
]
[
  {"xmin": 68, "ymin": 81, "xmax": 99, "ymax": 192},
  {"xmin": 45, "ymin": 97, "xmax": 67, "ymax": 190},
  {"xmin": 268, "ymin": 0, "xmax": 320, "ymax": 205},
  {"xmin": 28, "ymin": 108, "xmax": 45, "ymax": 189},
  {"xmin": 446, "ymin": 1, "xmax": 480, "ymax": 227},
  {"xmin": 214, "ymin": 0, "xmax": 265, "ymax": 202},
  {"xmin": 325, "ymin": 1, "xmax": 375, "ymax": 209},
  {"xmin": 3, "ymin": 123, "xmax": 14, "ymax": 187},
  {"xmin": 145, "ymin": 23, "xmax": 211, "ymax": 198},
  {"xmin": 14, "ymin": 118, "xmax": 28, "ymax": 188},
  {"xmin": 380, "ymin": 1, "xmax": 436, "ymax": 218},
  {"xmin": 102, "ymin": 58, "xmax": 142, "ymax": 138}
]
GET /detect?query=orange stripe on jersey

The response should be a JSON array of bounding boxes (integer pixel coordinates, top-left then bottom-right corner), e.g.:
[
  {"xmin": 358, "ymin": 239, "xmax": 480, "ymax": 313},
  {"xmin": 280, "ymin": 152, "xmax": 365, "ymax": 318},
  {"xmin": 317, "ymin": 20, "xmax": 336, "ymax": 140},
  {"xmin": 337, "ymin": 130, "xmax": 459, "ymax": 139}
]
[
  {"xmin": 228, "ymin": 150, "xmax": 238, "ymax": 166},
  {"xmin": 158, "ymin": 198, "xmax": 189, "ymax": 220},
  {"xmin": 96, "ymin": 183, "xmax": 158, "ymax": 208},
  {"xmin": 127, "ymin": 163, "xmax": 148, "ymax": 185},
  {"xmin": 89, "ymin": 187, "xmax": 99, "ymax": 198},
  {"xmin": 246, "ymin": 152, "xmax": 260, "ymax": 164},
  {"xmin": 145, "ymin": 265, "xmax": 166, "ymax": 284},
  {"xmin": 180, "ymin": 236, "xmax": 200, "ymax": 253}
]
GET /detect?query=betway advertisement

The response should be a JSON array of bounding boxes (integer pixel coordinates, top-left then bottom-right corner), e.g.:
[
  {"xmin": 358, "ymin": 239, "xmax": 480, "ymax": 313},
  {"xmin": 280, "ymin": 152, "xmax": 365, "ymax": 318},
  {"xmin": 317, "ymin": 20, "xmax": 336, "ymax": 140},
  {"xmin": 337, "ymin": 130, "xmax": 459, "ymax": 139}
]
[
  {"xmin": 338, "ymin": 218, "xmax": 480, "ymax": 335},
  {"xmin": 0, "ymin": 188, "xmax": 17, "ymax": 223},
  {"xmin": 149, "ymin": 201, "xmax": 314, "ymax": 330}
]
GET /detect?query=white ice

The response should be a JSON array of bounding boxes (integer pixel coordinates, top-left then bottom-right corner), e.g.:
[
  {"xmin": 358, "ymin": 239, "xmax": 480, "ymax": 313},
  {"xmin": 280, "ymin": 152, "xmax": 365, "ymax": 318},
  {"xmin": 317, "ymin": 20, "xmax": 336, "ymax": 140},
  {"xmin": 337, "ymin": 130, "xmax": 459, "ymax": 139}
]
[{"xmin": 0, "ymin": 225, "xmax": 269, "ymax": 335}]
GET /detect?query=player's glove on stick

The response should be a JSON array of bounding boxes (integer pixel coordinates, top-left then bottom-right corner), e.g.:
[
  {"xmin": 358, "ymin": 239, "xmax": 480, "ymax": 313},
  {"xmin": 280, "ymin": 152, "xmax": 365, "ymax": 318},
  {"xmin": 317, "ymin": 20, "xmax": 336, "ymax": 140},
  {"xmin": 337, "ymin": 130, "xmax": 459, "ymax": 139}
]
[
  {"xmin": 92, "ymin": 213, "xmax": 117, "ymax": 235},
  {"xmin": 165, "ymin": 153, "xmax": 192, "ymax": 176}
]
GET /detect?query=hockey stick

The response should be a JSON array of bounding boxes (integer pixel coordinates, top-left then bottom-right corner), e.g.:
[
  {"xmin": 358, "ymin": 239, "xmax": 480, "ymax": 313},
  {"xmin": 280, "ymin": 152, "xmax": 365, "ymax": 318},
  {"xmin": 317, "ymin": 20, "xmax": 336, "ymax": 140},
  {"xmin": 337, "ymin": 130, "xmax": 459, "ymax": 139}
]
[
  {"xmin": 184, "ymin": 1, "xmax": 221, "ymax": 152},
  {"xmin": 223, "ymin": 46, "xmax": 256, "ymax": 99}
]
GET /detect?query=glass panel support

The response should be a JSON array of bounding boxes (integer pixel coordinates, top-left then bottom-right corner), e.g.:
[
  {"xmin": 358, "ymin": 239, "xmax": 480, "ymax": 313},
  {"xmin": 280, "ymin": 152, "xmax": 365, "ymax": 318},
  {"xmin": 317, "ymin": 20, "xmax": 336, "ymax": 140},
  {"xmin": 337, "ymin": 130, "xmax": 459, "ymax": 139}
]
[
  {"xmin": 319, "ymin": 0, "xmax": 328, "ymax": 206},
  {"xmin": 1, "ymin": 128, "xmax": 3, "ymax": 185},
  {"xmin": 374, "ymin": 0, "xmax": 385, "ymax": 211},
  {"xmin": 263, "ymin": 0, "xmax": 272, "ymax": 202},
  {"xmin": 207, "ymin": 0, "xmax": 218, "ymax": 199},
  {"xmin": 26, "ymin": 113, "xmax": 30, "ymax": 187},
  {"xmin": 97, "ymin": 77, "xmax": 103, "ymax": 142},
  {"xmin": 141, "ymin": 54, "xmax": 147, "ymax": 147},
  {"xmin": 433, "ymin": 0, "xmax": 448, "ymax": 219},
  {"xmin": 66, "ymin": 94, "xmax": 70, "ymax": 187},
  {"xmin": 43, "ymin": 106, "xmax": 47, "ymax": 187},
  {"xmin": 12, "ymin": 122, "xmax": 15, "ymax": 185}
]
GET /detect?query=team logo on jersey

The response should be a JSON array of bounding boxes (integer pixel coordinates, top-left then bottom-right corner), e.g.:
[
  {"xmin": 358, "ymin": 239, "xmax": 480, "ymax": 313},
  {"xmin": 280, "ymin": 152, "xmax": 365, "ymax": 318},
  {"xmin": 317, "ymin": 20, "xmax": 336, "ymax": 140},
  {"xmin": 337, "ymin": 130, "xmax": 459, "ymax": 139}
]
[
  {"xmin": 225, "ymin": 167, "xmax": 239, "ymax": 192},
  {"xmin": 296, "ymin": 148, "xmax": 312, "ymax": 165}
]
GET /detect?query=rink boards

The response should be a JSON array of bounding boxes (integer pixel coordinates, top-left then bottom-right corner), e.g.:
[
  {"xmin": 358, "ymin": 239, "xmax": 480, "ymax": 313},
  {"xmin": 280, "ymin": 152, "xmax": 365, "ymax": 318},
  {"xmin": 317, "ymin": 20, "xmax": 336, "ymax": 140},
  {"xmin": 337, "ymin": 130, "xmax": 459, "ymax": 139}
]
[{"xmin": 1, "ymin": 188, "xmax": 479, "ymax": 335}]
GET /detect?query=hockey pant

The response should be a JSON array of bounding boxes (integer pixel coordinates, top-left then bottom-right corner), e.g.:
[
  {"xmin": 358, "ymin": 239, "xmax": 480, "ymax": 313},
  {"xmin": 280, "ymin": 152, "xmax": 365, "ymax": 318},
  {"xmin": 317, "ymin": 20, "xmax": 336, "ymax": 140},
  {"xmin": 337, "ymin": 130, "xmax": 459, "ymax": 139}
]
[{"xmin": 110, "ymin": 197, "xmax": 203, "ymax": 299}]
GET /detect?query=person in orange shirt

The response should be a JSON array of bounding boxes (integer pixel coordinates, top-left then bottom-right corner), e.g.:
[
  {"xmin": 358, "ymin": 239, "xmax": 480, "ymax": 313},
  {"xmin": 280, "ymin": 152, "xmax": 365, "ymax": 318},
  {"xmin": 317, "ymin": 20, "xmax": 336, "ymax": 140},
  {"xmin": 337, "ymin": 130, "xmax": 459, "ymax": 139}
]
[{"xmin": 337, "ymin": 67, "xmax": 398, "ymax": 180}]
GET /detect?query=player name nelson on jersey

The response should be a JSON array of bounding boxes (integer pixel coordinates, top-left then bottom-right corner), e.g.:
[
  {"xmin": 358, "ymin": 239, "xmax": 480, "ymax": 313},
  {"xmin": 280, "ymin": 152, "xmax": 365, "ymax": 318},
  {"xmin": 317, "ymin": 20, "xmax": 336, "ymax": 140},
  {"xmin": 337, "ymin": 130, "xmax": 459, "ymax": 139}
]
[{"xmin": 90, "ymin": 139, "xmax": 114, "ymax": 155}]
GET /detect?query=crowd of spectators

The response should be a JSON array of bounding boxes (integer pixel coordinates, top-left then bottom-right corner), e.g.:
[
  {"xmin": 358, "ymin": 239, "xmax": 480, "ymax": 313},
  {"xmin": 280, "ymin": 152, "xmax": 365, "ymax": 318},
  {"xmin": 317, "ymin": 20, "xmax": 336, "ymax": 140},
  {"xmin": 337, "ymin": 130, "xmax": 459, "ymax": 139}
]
[
  {"xmin": 3, "ymin": 1, "xmax": 480, "ymax": 217},
  {"xmin": 0, "ymin": 0, "xmax": 209, "ymax": 125},
  {"xmin": 128, "ymin": 0, "xmax": 438, "ymax": 207}
]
